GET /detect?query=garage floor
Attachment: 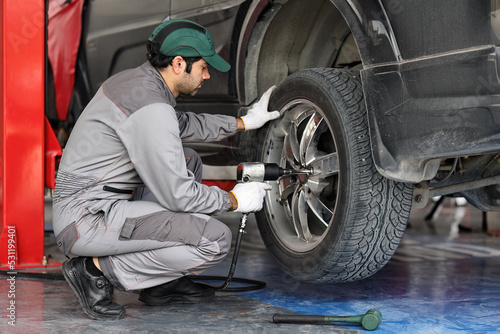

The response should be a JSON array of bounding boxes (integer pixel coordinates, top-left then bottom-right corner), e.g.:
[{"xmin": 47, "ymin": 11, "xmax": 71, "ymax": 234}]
[{"xmin": 1, "ymin": 198, "xmax": 500, "ymax": 333}]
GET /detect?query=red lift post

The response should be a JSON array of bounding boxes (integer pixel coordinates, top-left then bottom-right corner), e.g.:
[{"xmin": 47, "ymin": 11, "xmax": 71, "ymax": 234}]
[{"xmin": 0, "ymin": 1, "xmax": 47, "ymax": 269}]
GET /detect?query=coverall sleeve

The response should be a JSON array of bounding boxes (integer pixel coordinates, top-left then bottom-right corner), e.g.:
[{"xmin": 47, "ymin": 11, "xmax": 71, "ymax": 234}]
[
  {"xmin": 177, "ymin": 111, "xmax": 237, "ymax": 142},
  {"xmin": 116, "ymin": 103, "xmax": 230, "ymax": 214}
]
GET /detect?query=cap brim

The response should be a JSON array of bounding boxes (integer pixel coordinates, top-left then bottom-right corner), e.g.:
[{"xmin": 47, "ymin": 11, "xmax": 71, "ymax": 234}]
[{"xmin": 204, "ymin": 53, "xmax": 231, "ymax": 72}]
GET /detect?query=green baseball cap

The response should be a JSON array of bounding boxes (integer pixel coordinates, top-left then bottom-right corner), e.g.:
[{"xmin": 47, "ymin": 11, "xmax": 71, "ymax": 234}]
[{"xmin": 149, "ymin": 19, "xmax": 231, "ymax": 72}]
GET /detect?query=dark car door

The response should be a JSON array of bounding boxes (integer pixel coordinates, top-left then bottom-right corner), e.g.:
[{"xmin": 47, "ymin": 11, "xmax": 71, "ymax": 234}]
[{"xmin": 83, "ymin": 0, "xmax": 171, "ymax": 94}]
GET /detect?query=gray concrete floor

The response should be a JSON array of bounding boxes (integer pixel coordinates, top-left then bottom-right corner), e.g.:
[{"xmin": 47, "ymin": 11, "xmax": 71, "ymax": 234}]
[{"xmin": 1, "ymin": 197, "xmax": 500, "ymax": 333}]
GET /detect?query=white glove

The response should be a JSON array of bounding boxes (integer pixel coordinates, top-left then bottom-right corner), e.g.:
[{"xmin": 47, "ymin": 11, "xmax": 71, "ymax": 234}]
[
  {"xmin": 240, "ymin": 86, "xmax": 280, "ymax": 131},
  {"xmin": 230, "ymin": 182, "xmax": 273, "ymax": 213}
]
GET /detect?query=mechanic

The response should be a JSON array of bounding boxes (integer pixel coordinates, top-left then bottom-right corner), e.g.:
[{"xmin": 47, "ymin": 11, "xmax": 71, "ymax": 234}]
[{"xmin": 53, "ymin": 19, "xmax": 279, "ymax": 321}]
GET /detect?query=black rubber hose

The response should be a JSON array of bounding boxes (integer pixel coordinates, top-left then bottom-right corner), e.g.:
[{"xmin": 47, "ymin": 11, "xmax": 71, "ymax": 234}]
[{"xmin": 189, "ymin": 213, "xmax": 266, "ymax": 292}]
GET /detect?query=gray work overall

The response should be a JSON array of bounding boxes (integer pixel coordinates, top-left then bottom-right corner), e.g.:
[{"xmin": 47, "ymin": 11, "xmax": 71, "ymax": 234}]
[{"xmin": 53, "ymin": 62, "xmax": 236, "ymax": 291}]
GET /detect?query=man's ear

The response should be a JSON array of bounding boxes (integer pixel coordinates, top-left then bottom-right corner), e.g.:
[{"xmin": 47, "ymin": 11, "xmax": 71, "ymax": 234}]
[{"xmin": 171, "ymin": 56, "xmax": 185, "ymax": 74}]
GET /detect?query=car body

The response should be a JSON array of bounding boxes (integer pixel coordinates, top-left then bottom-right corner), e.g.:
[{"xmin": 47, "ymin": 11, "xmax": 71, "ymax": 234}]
[{"xmin": 47, "ymin": 0, "xmax": 500, "ymax": 282}]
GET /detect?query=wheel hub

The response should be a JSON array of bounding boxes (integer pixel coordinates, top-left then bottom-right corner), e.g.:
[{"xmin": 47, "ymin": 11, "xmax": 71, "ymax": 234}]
[{"xmin": 298, "ymin": 173, "xmax": 308, "ymax": 184}]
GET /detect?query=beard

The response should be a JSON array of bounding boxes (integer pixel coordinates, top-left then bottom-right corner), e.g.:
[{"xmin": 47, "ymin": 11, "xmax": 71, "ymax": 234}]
[{"xmin": 178, "ymin": 78, "xmax": 204, "ymax": 96}]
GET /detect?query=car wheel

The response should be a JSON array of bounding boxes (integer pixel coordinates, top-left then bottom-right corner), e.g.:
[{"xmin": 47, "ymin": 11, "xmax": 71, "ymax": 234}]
[{"xmin": 255, "ymin": 68, "xmax": 413, "ymax": 282}]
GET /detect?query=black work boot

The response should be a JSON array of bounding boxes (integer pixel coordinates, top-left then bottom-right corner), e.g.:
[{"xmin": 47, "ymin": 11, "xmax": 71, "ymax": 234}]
[
  {"xmin": 62, "ymin": 257, "xmax": 125, "ymax": 320},
  {"xmin": 139, "ymin": 276, "xmax": 215, "ymax": 306}
]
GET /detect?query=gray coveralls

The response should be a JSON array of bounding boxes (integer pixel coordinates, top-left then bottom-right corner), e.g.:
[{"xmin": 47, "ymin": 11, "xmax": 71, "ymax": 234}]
[{"xmin": 53, "ymin": 62, "xmax": 236, "ymax": 291}]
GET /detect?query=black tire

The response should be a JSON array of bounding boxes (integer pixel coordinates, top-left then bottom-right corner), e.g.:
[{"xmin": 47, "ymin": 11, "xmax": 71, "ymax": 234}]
[{"xmin": 255, "ymin": 68, "xmax": 413, "ymax": 282}]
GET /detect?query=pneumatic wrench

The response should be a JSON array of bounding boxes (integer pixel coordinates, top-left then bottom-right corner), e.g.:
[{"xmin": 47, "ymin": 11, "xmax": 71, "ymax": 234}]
[
  {"xmin": 211, "ymin": 162, "xmax": 312, "ymax": 290},
  {"xmin": 236, "ymin": 162, "xmax": 313, "ymax": 183}
]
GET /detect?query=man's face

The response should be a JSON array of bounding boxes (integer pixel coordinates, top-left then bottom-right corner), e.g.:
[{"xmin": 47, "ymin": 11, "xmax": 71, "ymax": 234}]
[{"xmin": 177, "ymin": 59, "xmax": 211, "ymax": 96}]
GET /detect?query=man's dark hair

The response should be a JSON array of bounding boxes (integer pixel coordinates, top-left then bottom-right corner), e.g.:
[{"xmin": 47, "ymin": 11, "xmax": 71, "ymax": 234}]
[{"xmin": 146, "ymin": 41, "xmax": 201, "ymax": 74}]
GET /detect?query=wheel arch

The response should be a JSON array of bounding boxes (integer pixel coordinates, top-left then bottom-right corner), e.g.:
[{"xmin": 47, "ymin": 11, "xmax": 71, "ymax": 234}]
[{"xmin": 236, "ymin": 0, "xmax": 401, "ymax": 106}]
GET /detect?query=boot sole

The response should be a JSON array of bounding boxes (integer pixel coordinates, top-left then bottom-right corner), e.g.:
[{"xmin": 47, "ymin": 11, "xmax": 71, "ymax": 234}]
[{"xmin": 62, "ymin": 261, "xmax": 125, "ymax": 321}]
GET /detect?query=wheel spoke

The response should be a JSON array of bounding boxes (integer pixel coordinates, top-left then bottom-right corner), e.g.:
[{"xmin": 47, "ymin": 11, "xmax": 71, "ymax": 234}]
[
  {"xmin": 273, "ymin": 103, "xmax": 312, "ymax": 137},
  {"xmin": 310, "ymin": 152, "xmax": 339, "ymax": 177},
  {"xmin": 291, "ymin": 187, "xmax": 313, "ymax": 242},
  {"xmin": 279, "ymin": 174, "xmax": 300, "ymax": 202},
  {"xmin": 307, "ymin": 177, "xmax": 331, "ymax": 196},
  {"xmin": 299, "ymin": 113, "xmax": 325, "ymax": 166},
  {"xmin": 304, "ymin": 184, "xmax": 333, "ymax": 227},
  {"xmin": 283, "ymin": 127, "xmax": 300, "ymax": 167}
]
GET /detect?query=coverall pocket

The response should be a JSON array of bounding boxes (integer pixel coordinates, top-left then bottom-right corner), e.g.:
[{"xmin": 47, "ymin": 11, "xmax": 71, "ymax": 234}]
[
  {"xmin": 56, "ymin": 222, "xmax": 79, "ymax": 255},
  {"xmin": 119, "ymin": 211, "xmax": 207, "ymax": 246}
]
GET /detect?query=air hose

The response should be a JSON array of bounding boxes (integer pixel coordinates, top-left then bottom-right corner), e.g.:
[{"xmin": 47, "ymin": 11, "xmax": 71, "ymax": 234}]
[{"xmin": 188, "ymin": 213, "xmax": 266, "ymax": 292}]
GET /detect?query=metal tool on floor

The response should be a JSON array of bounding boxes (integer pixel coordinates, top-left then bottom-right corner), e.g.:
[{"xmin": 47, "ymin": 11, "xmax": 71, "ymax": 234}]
[{"xmin": 272, "ymin": 308, "xmax": 383, "ymax": 331}]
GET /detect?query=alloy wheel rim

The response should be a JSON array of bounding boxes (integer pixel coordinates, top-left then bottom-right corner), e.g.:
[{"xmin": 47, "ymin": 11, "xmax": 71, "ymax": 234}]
[{"xmin": 264, "ymin": 99, "xmax": 340, "ymax": 252}]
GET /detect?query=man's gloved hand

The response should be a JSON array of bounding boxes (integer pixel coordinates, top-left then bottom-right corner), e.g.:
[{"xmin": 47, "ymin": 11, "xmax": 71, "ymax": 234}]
[
  {"xmin": 230, "ymin": 182, "xmax": 273, "ymax": 213},
  {"xmin": 240, "ymin": 86, "xmax": 280, "ymax": 131}
]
